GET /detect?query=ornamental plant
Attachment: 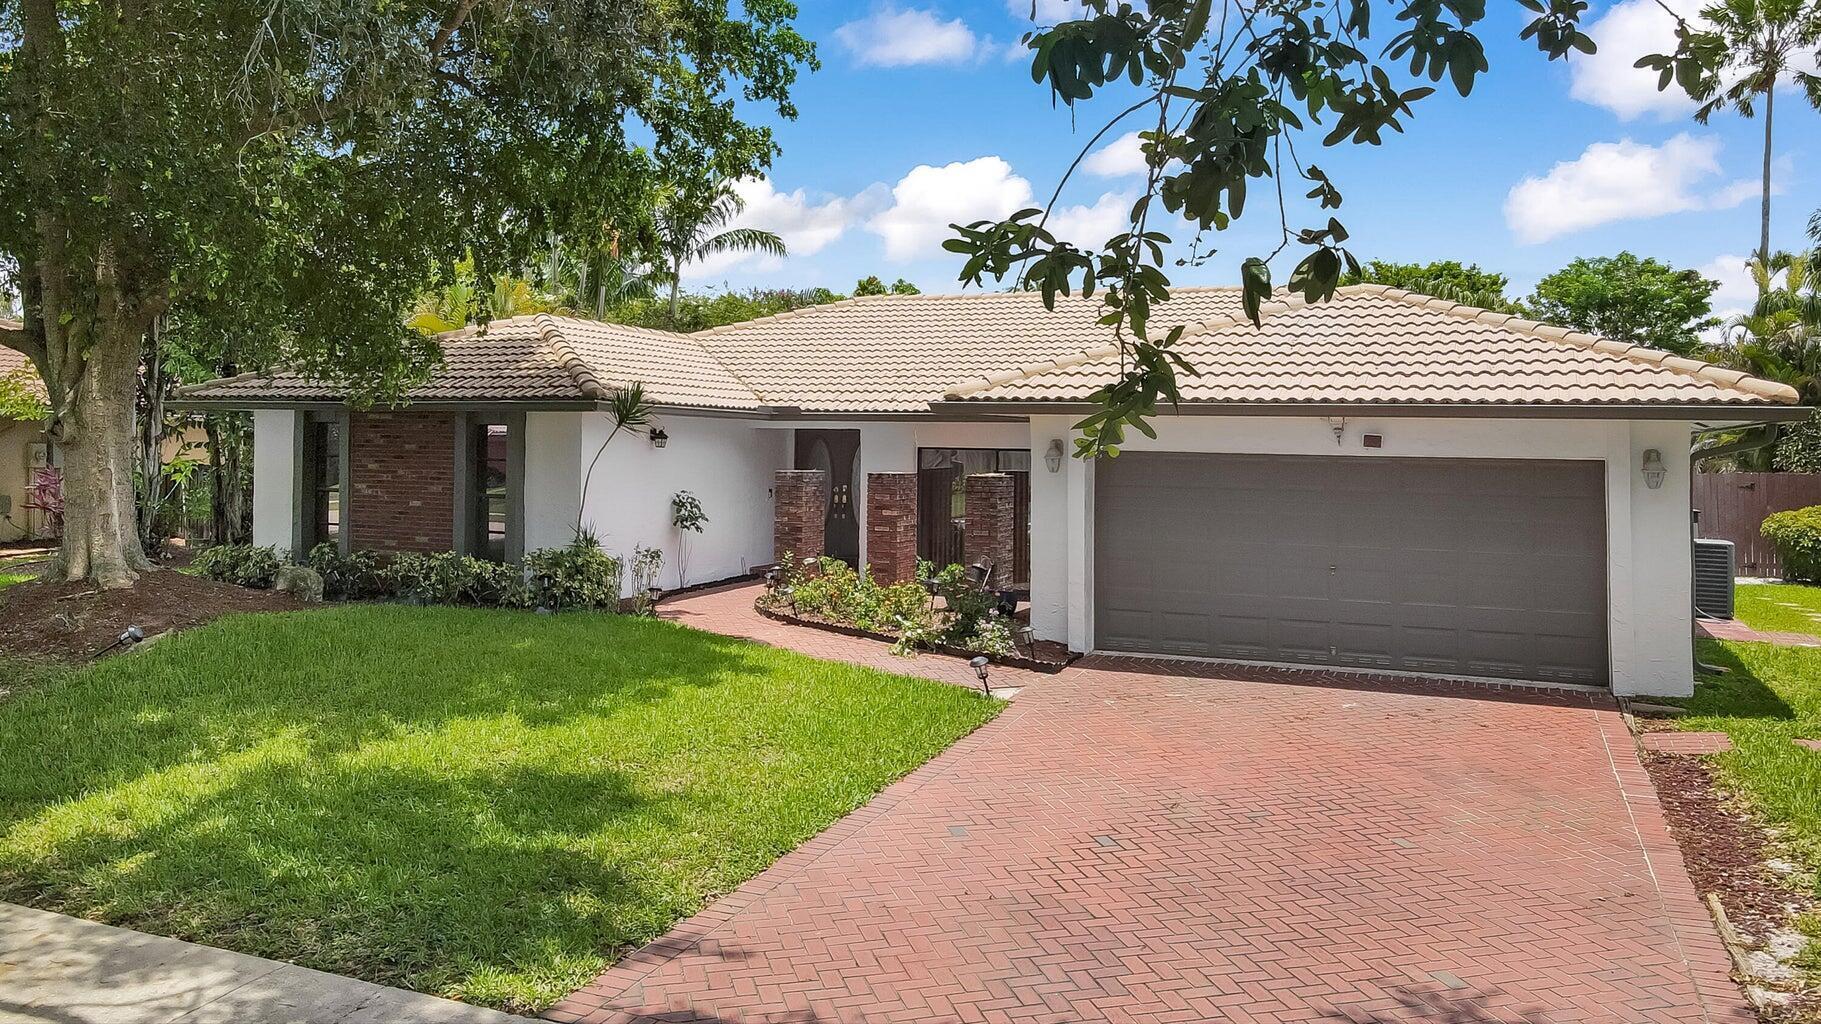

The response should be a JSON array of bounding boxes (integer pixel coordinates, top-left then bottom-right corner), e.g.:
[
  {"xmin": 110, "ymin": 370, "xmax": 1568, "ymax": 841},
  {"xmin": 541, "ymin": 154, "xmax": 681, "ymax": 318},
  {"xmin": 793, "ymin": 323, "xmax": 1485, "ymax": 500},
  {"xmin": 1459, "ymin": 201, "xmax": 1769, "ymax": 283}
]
[{"xmin": 1764, "ymin": 506, "xmax": 1821, "ymax": 584}]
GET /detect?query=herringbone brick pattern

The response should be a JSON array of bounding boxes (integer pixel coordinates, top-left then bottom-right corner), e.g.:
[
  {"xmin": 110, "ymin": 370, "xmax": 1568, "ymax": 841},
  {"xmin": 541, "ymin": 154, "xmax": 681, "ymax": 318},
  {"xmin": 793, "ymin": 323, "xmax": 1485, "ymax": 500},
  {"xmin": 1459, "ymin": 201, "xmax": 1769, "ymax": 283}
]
[{"xmin": 551, "ymin": 584, "xmax": 1750, "ymax": 1024}]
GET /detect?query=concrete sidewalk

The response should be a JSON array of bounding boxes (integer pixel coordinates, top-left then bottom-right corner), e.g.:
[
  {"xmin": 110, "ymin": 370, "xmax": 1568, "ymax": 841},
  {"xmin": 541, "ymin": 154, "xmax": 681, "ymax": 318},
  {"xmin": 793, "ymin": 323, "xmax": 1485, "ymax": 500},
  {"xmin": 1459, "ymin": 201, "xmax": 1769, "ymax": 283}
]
[{"xmin": 0, "ymin": 902, "xmax": 529, "ymax": 1024}]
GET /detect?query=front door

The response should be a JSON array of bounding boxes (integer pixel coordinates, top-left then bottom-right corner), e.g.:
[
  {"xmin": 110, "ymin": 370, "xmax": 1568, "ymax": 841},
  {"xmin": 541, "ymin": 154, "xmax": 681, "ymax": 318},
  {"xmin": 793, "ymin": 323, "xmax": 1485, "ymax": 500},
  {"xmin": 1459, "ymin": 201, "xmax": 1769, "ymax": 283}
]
[{"xmin": 794, "ymin": 429, "xmax": 861, "ymax": 567}]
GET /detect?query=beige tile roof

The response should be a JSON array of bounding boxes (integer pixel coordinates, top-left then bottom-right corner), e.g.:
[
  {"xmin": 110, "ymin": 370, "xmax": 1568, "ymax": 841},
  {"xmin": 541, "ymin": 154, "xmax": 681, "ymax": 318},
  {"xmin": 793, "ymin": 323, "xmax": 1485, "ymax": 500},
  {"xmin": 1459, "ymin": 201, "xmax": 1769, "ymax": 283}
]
[
  {"xmin": 178, "ymin": 285, "xmax": 1799, "ymax": 413},
  {"xmin": 692, "ymin": 288, "xmax": 1248, "ymax": 412},
  {"xmin": 942, "ymin": 285, "xmax": 1799, "ymax": 407},
  {"xmin": 0, "ymin": 340, "xmax": 48, "ymax": 406},
  {"xmin": 177, "ymin": 314, "xmax": 762, "ymax": 409}
]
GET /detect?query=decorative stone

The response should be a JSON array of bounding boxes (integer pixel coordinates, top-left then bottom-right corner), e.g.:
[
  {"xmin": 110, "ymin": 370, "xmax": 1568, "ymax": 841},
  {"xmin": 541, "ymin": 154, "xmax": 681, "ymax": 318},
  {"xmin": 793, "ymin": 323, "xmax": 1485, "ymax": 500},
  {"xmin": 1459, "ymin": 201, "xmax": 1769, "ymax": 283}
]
[{"xmin": 274, "ymin": 565, "xmax": 325, "ymax": 603}]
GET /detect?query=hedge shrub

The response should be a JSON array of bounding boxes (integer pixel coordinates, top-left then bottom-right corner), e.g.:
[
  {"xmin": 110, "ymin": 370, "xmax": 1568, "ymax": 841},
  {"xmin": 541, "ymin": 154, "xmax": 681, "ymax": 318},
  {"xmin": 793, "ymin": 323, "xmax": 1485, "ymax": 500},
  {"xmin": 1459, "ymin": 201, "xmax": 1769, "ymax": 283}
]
[
  {"xmin": 1764, "ymin": 505, "xmax": 1821, "ymax": 584},
  {"xmin": 306, "ymin": 544, "xmax": 387, "ymax": 601},
  {"xmin": 525, "ymin": 535, "xmax": 624, "ymax": 610},
  {"xmin": 194, "ymin": 544, "xmax": 285, "ymax": 589},
  {"xmin": 388, "ymin": 551, "xmax": 530, "ymax": 608}
]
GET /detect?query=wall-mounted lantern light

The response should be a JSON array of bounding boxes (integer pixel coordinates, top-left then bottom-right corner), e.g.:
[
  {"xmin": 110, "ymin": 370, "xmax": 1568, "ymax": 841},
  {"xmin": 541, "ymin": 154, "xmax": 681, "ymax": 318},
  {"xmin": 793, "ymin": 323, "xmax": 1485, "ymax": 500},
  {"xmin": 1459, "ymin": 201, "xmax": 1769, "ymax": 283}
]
[
  {"xmin": 649, "ymin": 427, "xmax": 669, "ymax": 449},
  {"xmin": 1641, "ymin": 448, "xmax": 1666, "ymax": 490},
  {"xmin": 1044, "ymin": 438, "xmax": 1065, "ymax": 474}
]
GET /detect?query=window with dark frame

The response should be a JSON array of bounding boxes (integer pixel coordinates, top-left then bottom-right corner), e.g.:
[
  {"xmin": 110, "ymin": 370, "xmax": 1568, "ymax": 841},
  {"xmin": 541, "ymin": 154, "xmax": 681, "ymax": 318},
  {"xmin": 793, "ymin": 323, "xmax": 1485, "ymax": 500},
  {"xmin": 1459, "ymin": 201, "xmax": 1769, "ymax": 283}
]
[
  {"xmin": 470, "ymin": 421, "xmax": 511, "ymax": 562},
  {"xmin": 308, "ymin": 420, "xmax": 341, "ymax": 548}
]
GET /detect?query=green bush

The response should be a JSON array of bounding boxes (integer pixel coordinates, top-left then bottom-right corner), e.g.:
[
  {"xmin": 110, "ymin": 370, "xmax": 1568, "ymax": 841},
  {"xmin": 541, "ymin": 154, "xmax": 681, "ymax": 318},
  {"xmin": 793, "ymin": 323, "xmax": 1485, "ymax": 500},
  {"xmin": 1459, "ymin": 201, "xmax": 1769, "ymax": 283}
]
[
  {"xmin": 388, "ymin": 552, "xmax": 529, "ymax": 608},
  {"xmin": 194, "ymin": 544, "xmax": 284, "ymax": 589},
  {"xmin": 1765, "ymin": 506, "xmax": 1821, "ymax": 584},
  {"xmin": 306, "ymin": 544, "xmax": 387, "ymax": 600},
  {"xmin": 525, "ymin": 535, "xmax": 623, "ymax": 610},
  {"xmin": 780, "ymin": 557, "xmax": 932, "ymax": 634},
  {"xmin": 917, "ymin": 560, "xmax": 1000, "ymax": 648}
]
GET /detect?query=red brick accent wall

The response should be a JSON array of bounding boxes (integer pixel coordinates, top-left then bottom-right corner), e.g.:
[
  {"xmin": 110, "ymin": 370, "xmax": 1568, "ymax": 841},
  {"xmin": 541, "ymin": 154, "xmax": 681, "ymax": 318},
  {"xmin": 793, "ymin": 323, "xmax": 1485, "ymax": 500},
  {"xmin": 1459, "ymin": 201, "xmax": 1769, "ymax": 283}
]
[
  {"xmin": 963, "ymin": 473, "xmax": 1015, "ymax": 585},
  {"xmin": 774, "ymin": 469, "xmax": 827, "ymax": 563},
  {"xmin": 349, "ymin": 412, "xmax": 457, "ymax": 554},
  {"xmin": 865, "ymin": 472, "xmax": 919, "ymax": 585}
]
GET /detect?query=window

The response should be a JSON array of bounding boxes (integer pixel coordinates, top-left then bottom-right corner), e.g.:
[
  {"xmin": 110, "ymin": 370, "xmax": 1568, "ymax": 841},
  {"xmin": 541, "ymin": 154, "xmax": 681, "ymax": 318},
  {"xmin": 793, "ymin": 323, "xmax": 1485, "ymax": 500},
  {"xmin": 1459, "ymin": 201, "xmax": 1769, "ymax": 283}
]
[
  {"xmin": 469, "ymin": 421, "xmax": 511, "ymax": 562},
  {"xmin": 307, "ymin": 420, "xmax": 341, "ymax": 549}
]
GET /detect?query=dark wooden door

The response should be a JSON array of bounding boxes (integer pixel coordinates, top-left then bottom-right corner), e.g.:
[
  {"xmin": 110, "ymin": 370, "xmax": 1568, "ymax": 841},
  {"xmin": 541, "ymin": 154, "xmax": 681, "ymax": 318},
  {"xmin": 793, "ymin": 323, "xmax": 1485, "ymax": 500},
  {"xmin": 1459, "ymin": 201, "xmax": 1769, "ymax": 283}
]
[{"xmin": 794, "ymin": 429, "xmax": 861, "ymax": 567}]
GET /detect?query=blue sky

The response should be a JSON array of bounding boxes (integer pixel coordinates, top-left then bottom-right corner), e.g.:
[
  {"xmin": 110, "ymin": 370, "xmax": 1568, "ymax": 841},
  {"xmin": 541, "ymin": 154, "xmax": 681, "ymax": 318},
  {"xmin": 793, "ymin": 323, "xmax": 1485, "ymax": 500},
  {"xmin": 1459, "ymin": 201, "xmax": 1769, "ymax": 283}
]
[{"xmin": 687, "ymin": 0, "xmax": 1821, "ymax": 323}]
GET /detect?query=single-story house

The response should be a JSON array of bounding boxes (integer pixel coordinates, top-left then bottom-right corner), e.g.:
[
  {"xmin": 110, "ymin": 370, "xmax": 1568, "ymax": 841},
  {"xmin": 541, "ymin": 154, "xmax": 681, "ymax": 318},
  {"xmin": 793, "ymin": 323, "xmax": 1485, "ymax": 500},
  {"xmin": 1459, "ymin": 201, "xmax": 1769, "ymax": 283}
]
[
  {"xmin": 0, "ymin": 339, "xmax": 56, "ymax": 544},
  {"xmin": 176, "ymin": 284, "xmax": 1806, "ymax": 697}
]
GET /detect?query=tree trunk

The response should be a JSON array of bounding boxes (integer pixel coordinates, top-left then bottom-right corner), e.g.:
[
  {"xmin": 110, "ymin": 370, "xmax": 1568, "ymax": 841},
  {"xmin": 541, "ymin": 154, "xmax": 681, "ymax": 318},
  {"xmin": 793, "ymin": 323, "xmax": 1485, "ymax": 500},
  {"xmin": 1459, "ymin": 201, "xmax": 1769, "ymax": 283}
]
[
  {"xmin": 56, "ymin": 328, "xmax": 151, "ymax": 588},
  {"xmin": 1759, "ymin": 85, "xmax": 1774, "ymax": 265},
  {"xmin": 667, "ymin": 258, "xmax": 682, "ymax": 326}
]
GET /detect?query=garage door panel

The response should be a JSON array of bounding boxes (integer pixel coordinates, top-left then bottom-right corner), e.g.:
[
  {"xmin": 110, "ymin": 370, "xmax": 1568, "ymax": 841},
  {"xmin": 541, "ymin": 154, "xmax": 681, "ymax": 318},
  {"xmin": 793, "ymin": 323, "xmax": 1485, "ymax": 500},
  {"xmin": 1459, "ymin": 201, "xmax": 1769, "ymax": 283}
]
[{"xmin": 1095, "ymin": 453, "xmax": 1609, "ymax": 685}]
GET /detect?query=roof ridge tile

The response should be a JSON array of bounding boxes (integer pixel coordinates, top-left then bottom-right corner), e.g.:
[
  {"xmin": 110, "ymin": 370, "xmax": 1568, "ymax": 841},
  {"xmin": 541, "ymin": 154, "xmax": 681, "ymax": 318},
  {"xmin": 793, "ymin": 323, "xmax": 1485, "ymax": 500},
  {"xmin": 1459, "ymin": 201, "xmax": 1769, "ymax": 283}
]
[{"xmin": 530, "ymin": 313, "xmax": 608, "ymax": 400}]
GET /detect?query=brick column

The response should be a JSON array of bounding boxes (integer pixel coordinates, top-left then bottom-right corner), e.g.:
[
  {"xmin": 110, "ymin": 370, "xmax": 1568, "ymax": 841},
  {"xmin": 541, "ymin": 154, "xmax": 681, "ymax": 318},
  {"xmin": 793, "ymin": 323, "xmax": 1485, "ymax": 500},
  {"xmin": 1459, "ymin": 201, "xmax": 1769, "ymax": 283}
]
[
  {"xmin": 963, "ymin": 472, "xmax": 1015, "ymax": 585},
  {"xmin": 773, "ymin": 469, "xmax": 828, "ymax": 563},
  {"xmin": 866, "ymin": 472, "xmax": 919, "ymax": 584}
]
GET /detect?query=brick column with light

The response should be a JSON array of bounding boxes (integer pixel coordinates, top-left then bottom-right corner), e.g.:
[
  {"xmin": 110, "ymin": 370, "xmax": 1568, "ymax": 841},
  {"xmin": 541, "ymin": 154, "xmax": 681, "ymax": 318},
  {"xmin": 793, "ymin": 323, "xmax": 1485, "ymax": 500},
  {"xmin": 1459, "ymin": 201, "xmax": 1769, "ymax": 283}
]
[
  {"xmin": 963, "ymin": 472, "xmax": 1015, "ymax": 585},
  {"xmin": 773, "ymin": 469, "xmax": 828, "ymax": 563},
  {"xmin": 865, "ymin": 472, "xmax": 919, "ymax": 584}
]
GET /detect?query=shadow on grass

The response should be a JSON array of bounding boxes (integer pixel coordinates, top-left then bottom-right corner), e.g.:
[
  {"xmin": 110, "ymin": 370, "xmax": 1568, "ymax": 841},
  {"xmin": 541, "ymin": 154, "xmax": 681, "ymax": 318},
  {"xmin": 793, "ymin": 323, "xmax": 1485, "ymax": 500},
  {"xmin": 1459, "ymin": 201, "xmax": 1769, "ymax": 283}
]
[
  {"xmin": 1688, "ymin": 638, "xmax": 1798, "ymax": 722},
  {"xmin": 0, "ymin": 604, "xmax": 991, "ymax": 1011}
]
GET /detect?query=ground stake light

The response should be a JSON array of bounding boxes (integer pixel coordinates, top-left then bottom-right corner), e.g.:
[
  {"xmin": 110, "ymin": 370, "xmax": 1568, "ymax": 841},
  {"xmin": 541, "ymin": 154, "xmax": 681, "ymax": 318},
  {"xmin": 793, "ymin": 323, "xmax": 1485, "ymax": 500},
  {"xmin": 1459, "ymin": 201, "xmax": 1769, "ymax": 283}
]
[{"xmin": 970, "ymin": 655, "xmax": 992, "ymax": 697}]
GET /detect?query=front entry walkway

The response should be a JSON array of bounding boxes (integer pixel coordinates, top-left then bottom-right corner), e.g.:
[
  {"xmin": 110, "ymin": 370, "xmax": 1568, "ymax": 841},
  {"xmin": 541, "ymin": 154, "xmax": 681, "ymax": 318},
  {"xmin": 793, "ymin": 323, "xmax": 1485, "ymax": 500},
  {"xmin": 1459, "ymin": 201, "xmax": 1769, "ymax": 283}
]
[{"xmin": 546, "ymin": 584, "xmax": 1750, "ymax": 1024}]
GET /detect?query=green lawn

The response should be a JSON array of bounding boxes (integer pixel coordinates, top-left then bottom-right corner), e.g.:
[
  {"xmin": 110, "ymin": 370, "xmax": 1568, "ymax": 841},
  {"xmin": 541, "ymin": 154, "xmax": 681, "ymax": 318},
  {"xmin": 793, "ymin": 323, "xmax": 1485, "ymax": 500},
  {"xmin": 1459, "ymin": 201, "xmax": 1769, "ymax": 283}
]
[
  {"xmin": 1736, "ymin": 583, "xmax": 1821, "ymax": 638},
  {"xmin": 0, "ymin": 606, "xmax": 1000, "ymax": 1012},
  {"xmin": 0, "ymin": 571, "xmax": 32, "ymax": 590}
]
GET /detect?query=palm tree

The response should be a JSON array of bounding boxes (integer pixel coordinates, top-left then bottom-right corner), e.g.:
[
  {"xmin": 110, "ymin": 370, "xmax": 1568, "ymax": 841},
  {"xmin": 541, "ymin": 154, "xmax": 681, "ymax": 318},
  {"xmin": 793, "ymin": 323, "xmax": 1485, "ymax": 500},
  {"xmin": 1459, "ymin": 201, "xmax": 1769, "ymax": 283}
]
[
  {"xmin": 1679, "ymin": 0, "xmax": 1821, "ymax": 263},
  {"xmin": 655, "ymin": 179, "xmax": 786, "ymax": 325}
]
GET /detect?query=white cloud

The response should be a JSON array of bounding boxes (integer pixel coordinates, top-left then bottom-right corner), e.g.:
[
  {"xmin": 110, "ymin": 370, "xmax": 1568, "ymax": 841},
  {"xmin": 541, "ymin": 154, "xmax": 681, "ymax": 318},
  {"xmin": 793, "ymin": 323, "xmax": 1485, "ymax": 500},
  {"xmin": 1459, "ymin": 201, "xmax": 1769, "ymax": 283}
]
[
  {"xmin": 1568, "ymin": 0, "xmax": 1693, "ymax": 121},
  {"xmin": 1049, "ymin": 191, "xmax": 1137, "ymax": 249},
  {"xmin": 867, "ymin": 157, "xmax": 1035, "ymax": 262},
  {"xmin": 1699, "ymin": 253, "xmax": 1760, "ymax": 308},
  {"xmin": 835, "ymin": 6, "xmax": 981, "ymax": 67},
  {"xmin": 1503, "ymin": 134, "xmax": 1756, "ymax": 244},
  {"xmin": 1570, "ymin": 0, "xmax": 1821, "ymax": 120},
  {"xmin": 684, "ymin": 177, "xmax": 890, "ymax": 280},
  {"xmin": 1083, "ymin": 131, "xmax": 1148, "ymax": 178}
]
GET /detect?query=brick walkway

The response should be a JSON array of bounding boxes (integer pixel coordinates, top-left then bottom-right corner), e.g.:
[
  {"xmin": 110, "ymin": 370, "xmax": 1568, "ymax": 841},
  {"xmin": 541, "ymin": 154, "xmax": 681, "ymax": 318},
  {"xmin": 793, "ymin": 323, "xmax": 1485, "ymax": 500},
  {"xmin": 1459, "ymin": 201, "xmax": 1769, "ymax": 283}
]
[
  {"xmin": 550, "ymin": 583, "xmax": 1752, "ymax": 1024},
  {"xmin": 1697, "ymin": 617, "xmax": 1821, "ymax": 647}
]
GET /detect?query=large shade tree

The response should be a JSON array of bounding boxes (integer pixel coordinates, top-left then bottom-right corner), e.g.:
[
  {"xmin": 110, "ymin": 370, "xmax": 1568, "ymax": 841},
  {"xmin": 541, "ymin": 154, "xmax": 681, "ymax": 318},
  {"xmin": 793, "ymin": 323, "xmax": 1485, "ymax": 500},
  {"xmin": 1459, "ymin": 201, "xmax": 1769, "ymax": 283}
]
[
  {"xmin": 0, "ymin": 0, "xmax": 813, "ymax": 587},
  {"xmin": 948, "ymin": 0, "xmax": 1599, "ymax": 457},
  {"xmin": 1524, "ymin": 252, "xmax": 1720, "ymax": 357}
]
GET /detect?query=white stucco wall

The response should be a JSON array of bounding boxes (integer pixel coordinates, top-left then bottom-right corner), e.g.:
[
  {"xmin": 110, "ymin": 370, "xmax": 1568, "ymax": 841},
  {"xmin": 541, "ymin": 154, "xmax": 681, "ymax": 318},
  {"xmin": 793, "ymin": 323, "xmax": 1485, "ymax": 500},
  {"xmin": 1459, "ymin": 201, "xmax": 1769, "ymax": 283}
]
[
  {"xmin": 251, "ymin": 409, "xmax": 295, "ymax": 551},
  {"xmin": 1027, "ymin": 413, "xmax": 1699, "ymax": 697},
  {"xmin": 523, "ymin": 412, "xmax": 583, "ymax": 555},
  {"xmin": 577, "ymin": 412, "xmax": 790, "ymax": 588}
]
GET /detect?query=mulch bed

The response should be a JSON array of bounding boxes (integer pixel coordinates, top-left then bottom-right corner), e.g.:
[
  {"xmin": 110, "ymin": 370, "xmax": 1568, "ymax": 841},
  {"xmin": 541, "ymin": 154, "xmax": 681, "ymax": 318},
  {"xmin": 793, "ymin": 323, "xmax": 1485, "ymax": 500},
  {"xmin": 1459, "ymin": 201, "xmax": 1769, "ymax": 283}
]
[
  {"xmin": 753, "ymin": 601, "xmax": 1076, "ymax": 673},
  {"xmin": 1642, "ymin": 748, "xmax": 1820, "ymax": 1019},
  {"xmin": 0, "ymin": 569, "xmax": 299, "ymax": 662}
]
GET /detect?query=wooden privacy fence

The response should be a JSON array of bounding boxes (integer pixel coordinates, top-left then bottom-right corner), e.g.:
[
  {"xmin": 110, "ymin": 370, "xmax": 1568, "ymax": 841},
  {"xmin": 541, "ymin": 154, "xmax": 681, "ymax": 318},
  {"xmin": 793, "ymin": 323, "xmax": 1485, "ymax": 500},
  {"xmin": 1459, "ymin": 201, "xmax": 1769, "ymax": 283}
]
[{"xmin": 1693, "ymin": 472, "xmax": 1821, "ymax": 578}]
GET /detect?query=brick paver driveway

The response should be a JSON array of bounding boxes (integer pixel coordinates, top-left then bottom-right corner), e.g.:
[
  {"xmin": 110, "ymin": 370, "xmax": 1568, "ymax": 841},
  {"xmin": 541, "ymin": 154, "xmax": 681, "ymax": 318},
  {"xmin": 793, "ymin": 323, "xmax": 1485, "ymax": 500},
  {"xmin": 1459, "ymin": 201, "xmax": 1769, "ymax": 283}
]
[{"xmin": 550, "ymin": 585, "xmax": 1746, "ymax": 1024}]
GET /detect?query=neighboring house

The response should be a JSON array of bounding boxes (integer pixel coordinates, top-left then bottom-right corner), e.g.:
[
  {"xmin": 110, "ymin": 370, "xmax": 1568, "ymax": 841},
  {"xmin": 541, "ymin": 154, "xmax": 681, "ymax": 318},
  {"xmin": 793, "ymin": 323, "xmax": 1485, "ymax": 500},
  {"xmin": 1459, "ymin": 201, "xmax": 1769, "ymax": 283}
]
[
  {"xmin": 0, "ymin": 338, "xmax": 54, "ymax": 543},
  {"xmin": 176, "ymin": 285, "xmax": 1805, "ymax": 697}
]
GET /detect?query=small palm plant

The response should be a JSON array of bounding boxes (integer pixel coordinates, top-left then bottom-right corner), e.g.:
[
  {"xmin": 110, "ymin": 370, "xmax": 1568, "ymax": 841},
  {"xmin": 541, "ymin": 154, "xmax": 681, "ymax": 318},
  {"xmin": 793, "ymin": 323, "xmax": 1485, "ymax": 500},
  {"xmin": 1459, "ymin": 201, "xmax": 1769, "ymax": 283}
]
[
  {"xmin": 670, "ymin": 490, "xmax": 708, "ymax": 588},
  {"xmin": 655, "ymin": 178, "xmax": 786, "ymax": 326}
]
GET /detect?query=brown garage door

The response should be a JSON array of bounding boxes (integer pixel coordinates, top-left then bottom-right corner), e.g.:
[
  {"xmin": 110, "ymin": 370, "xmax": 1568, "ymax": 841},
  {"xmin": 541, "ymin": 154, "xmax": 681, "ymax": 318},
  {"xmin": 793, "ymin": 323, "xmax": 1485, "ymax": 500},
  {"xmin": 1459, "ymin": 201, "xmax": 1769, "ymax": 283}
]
[{"xmin": 1095, "ymin": 453, "xmax": 1609, "ymax": 685}]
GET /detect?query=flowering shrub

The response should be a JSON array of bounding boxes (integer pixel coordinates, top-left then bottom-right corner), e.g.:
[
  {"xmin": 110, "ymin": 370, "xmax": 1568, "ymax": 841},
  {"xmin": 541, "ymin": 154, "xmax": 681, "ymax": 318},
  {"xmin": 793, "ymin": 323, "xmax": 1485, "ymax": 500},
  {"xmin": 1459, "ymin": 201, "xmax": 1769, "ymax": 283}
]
[{"xmin": 768, "ymin": 554, "xmax": 1021, "ymax": 658}]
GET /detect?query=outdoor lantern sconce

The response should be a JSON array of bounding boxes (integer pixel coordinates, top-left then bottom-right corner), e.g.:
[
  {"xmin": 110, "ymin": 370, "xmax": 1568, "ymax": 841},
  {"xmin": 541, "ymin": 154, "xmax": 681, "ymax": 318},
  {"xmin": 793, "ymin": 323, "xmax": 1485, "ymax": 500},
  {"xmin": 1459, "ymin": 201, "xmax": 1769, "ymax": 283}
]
[
  {"xmin": 1044, "ymin": 438, "xmax": 1065, "ymax": 474},
  {"xmin": 970, "ymin": 655, "xmax": 992, "ymax": 697},
  {"xmin": 648, "ymin": 426, "xmax": 669, "ymax": 449},
  {"xmin": 1641, "ymin": 448, "xmax": 1666, "ymax": 490}
]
